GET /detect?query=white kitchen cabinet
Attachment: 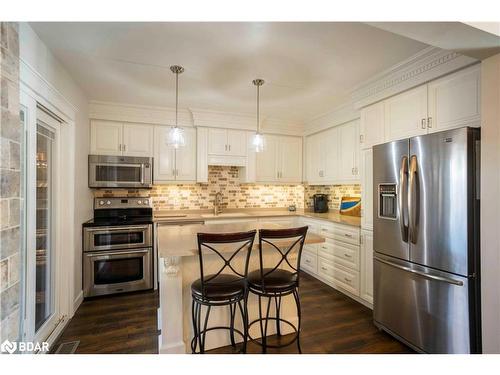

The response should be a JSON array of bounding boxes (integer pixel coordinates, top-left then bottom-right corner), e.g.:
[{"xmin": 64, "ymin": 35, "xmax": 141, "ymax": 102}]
[
  {"xmin": 90, "ymin": 120, "xmax": 123, "ymax": 156},
  {"xmin": 208, "ymin": 128, "xmax": 247, "ymax": 156},
  {"xmin": 360, "ymin": 230, "xmax": 374, "ymax": 305},
  {"xmin": 360, "ymin": 101, "xmax": 385, "ymax": 149},
  {"xmin": 338, "ymin": 120, "xmax": 360, "ymax": 182},
  {"xmin": 256, "ymin": 135, "xmax": 302, "ymax": 183},
  {"xmin": 427, "ymin": 64, "xmax": 481, "ymax": 133},
  {"xmin": 305, "ymin": 133, "xmax": 321, "ymax": 183},
  {"xmin": 384, "ymin": 85, "xmax": 428, "ymax": 141},
  {"xmin": 305, "ymin": 127, "xmax": 338, "ymax": 184},
  {"xmin": 154, "ymin": 126, "xmax": 196, "ymax": 182},
  {"xmin": 122, "ymin": 123, "xmax": 154, "ymax": 157},
  {"xmin": 90, "ymin": 120, "xmax": 153, "ymax": 157},
  {"xmin": 360, "ymin": 148, "xmax": 373, "ymax": 231}
]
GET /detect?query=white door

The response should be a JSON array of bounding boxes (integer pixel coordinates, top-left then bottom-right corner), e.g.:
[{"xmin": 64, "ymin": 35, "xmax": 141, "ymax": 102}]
[
  {"xmin": 427, "ymin": 65, "xmax": 481, "ymax": 133},
  {"xmin": 154, "ymin": 127, "xmax": 176, "ymax": 181},
  {"xmin": 305, "ymin": 134, "xmax": 321, "ymax": 183},
  {"xmin": 360, "ymin": 149, "xmax": 373, "ymax": 231},
  {"xmin": 360, "ymin": 101, "xmax": 385, "ymax": 149},
  {"xmin": 175, "ymin": 127, "xmax": 196, "ymax": 181},
  {"xmin": 279, "ymin": 136, "xmax": 302, "ymax": 183},
  {"xmin": 208, "ymin": 128, "xmax": 228, "ymax": 155},
  {"xmin": 122, "ymin": 123, "xmax": 153, "ymax": 157},
  {"xmin": 256, "ymin": 135, "xmax": 279, "ymax": 182},
  {"xmin": 360, "ymin": 230, "xmax": 374, "ymax": 305},
  {"xmin": 227, "ymin": 130, "xmax": 247, "ymax": 156},
  {"xmin": 384, "ymin": 85, "xmax": 428, "ymax": 141},
  {"xmin": 90, "ymin": 120, "xmax": 123, "ymax": 155},
  {"xmin": 321, "ymin": 127, "xmax": 338, "ymax": 182},
  {"xmin": 338, "ymin": 120, "xmax": 359, "ymax": 181}
]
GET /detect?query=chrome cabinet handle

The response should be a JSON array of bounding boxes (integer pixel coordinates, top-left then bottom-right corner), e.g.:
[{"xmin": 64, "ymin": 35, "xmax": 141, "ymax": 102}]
[
  {"xmin": 427, "ymin": 117, "xmax": 432, "ymax": 128},
  {"xmin": 408, "ymin": 155, "xmax": 418, "ymax": 244},
  {"xmin": 375, "ymin": 256, "xmax": 464, "ymax": 286},
  {"xmin": 421, "ymin": 118, "xmax": 427, "ymax": 129},
  {"xmin": 399, "ymin": 155, "xmax": 409, "ymax": 242},
  {"xmin": 344, "ymin": 277, "xmax": 351, "ymax": 283},
  {"xmin": 344, "ymin": 233, "xmax": 353, "ymax": 238},
  {"xmin": 229, "ymin": 144, "xmax": 231, "ymax": 151},
  {"xmin": 305, "ymin": 259, "xmax": 311, "ymax": 263},
  {"xmin": 321, "ymin": 267, "xmax": 327, "ymax": 271},
  {"xmin": 344, "ymin": 253, "xmax": 352, "ymax": 258},
  {"xmin": 123, "ymin": 144, "xmax": 126, "ymax": 152}
]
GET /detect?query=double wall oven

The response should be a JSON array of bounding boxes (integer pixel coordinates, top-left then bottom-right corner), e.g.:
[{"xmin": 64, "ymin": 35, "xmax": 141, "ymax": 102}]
[{"xmin": 83, "ymin": 198, "xmax": 154, "ymax": 297}]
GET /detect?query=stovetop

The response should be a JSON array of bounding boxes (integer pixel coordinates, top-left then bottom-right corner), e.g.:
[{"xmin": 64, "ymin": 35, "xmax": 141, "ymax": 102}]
[
  {"xmin": 83, "ymin": 197, "xmax": 153, "ymax": 228},
  {"xmin": 82, "ymin": 216, "xmax": 153, "ymax": 228}
]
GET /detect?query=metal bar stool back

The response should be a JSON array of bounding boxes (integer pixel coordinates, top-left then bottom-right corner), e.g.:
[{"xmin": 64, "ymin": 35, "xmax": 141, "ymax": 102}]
[
  {"xmin": 247, "ymin": 226, "xmax": 308, "ymax": 353},
  {"xmin": 191, "ymin": 230, "xmax": 256, "ymax": 353}
]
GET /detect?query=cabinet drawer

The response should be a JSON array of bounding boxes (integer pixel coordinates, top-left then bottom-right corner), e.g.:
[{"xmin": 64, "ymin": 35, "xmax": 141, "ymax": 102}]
[
  {"xmin": 318, "ymin": 257, "xmax": 335, "ymax": 283},
  {"xmin": 333, "ymin": 241, "xmax": 360, "ymax": 271},
  {"xmin": 333, "ymin": 264, "xmax": 360, "ymax": 296},
  {"xmin": 302, "ymin": 219, "xmax": 321, "ymax": 234},
  {"xmin": 303, "ymin": 243, "xmax": 318, "ymax": 256},
  {"xmin": 301, "ymin": 251, "xmax": 318, "ymax": 274},
  {"xmin": 327, "ymin": 224, "xmax": 360, "ymax": 245},
  {"xmin": 318, "ymin": 239, "xmax": 335, "ymax": 261}
]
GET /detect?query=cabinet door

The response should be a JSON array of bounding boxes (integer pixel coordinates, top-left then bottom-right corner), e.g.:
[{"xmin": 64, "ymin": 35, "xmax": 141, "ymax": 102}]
[
  {"xmin": 321, "ymin": 127, "xmax": 338, "ymax": 182},
  {"xmin": 360, "ymin": 149, "xmax": 373, "ymax": 231},
  {"xmin": 360, "ymin": 101, "xmax": 385, "ymax": 149},
  {"xmin": 256, "ymin": 135, "xmax": 279, "ymax": 182},
  {"xmin": 90, "ymin": 120, "xmax": 122, "ymax": 155},
  {"xmin": 428, "ymin": 65, "xmax": 481, "ymax": 133},
  {"xmin": 227, "ymin": 130, "xmax": 247, "ymax": 156},
  {"xmin": 208, "ymin": 128, "xmax": 228, "ymax": 155},
  {"xmin": 305, "ymin": 134, "xmax": 321, "ymax": 183},
  {"xmin": 122, "ymin": 123, "xmax": 153, "ymax": 157},
  {"xmin": 360, "ymin": 230, "xmax": 374, "ymax": 305},
  {"xmin": 338, "ymin": 120, "xmax": 359, "ymax": 181},
  {"xmin": 153, "ymin": 127, "xmax": 176, "ymax": 181},
  {"xmin": 175, "ymin": 127, "xmax": 196, "ymax": 181},
  {"xmin": 279, "ymin": 136, "xmax": 302, "ymax": 183},
  {"xmin": 384, "ymin": 85, "xmax": 428, "ymax": 141}
]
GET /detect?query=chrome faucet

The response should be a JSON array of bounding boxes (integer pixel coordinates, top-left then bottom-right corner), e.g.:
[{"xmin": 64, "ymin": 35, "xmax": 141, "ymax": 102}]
[{"xmin": 214, "ymin": 191, "xmax": 223, "ymax": 216}]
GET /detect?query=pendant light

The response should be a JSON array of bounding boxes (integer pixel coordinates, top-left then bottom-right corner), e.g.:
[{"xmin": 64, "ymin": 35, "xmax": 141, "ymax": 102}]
[
  {"xmin": 252, "ymin": 78, "xmax": 265, "ymax": 153},
  {"xmin": 166, "ymin": 65, "xmax": 185, "ymax": 148}
]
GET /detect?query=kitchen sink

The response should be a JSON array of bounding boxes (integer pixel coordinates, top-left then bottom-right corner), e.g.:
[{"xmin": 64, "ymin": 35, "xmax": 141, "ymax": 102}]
[{"xmin": 201, "ymin": 213, "xmax": 251, "ymax": 218}]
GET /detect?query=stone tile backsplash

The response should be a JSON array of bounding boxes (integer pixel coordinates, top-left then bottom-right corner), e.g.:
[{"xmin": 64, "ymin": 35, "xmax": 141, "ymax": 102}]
[{"xmin": 94, "ymin": 166, "xmax": 361, "ymax": 212}]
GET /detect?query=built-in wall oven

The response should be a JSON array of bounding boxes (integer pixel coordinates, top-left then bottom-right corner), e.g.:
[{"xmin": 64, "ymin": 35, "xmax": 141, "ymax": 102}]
[
  {"xmin": 88, "ymin": 155, "xmax": 153, "ymax": 188},
  {"xmin": 83, "ymin": 198, "xmax": 154, "ymax": 297}
]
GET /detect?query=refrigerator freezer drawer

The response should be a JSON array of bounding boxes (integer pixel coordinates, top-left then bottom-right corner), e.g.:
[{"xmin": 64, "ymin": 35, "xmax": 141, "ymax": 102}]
[{"xmin": 373, "ymin": 255, "xmax": 472, "ymax": 353}]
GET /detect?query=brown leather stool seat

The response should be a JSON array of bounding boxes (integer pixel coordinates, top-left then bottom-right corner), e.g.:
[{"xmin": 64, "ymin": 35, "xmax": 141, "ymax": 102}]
[
  {"xmin": 191, "ymin": 274, "xmax": 245, "ymax": 302},
  {"xmin": 247, "ymin": 269, "xmax": 298, "ymax": 293}
]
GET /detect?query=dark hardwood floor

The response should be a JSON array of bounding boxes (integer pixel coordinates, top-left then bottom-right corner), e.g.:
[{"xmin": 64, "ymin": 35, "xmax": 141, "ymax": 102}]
[{"xmin": 52, "ymin": 273, "xmax": 412, "ymax": 354}]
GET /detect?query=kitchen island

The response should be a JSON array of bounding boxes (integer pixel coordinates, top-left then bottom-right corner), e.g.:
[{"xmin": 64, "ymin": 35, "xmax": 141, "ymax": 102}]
[{"xmin": 156, "ymin": 221, "xmax": 325, "ymax": 353}]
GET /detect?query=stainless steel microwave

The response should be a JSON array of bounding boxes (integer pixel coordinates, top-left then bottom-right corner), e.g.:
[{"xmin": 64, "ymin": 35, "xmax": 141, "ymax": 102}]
[{"xmin": 88, "ymin": 155, "xmax": 153, "ymax": 188}]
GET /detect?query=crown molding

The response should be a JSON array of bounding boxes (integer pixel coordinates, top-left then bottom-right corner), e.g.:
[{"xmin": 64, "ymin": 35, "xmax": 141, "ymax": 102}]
[
  {"xmin": 351, "ymin": 46, "xmax": 478, "ymax": 109},
  {"xmin": 303, "ymin": 101, "xmax": 360, "ymax": 136},
  {"xmin": 88, "ymin": 100, "xmax": 194, "ymax": 127}
]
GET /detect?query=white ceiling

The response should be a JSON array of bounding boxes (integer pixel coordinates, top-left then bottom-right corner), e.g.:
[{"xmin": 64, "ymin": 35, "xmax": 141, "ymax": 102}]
[{"xmin": 30, "ymin": 22, "xmax": 428, "ymax": 123}]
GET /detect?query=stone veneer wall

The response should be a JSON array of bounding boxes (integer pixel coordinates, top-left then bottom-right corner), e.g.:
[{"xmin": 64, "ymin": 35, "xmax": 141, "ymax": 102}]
[
  {"xmin": 0, "ymin": 22, "xmax": 21, "ymax": 344},
  {"xmin": 94, "ymin": 166, "xmax": 361, "ymax": 212}
]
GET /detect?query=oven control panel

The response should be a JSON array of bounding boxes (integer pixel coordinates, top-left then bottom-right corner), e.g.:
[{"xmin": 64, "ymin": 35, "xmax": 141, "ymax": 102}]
[{"xmin": 94, "ymin": 197, "xmax": 152, "ymax": 209}]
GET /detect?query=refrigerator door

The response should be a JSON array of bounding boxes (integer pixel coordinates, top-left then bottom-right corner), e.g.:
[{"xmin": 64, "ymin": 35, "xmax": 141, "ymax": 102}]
[
  {"xmin": 408, "ymin": 128, "xmax": 476, "ymax": 276},
  {"xmin": 373, "ymin": 139, "xmax": 410, "ymax": 260},
  {"xmin": 373, "ymin": 254, "xmax": 472, "ymax": 353}
]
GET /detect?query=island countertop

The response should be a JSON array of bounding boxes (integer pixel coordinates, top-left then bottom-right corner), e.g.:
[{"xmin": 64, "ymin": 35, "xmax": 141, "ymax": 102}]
[{"xmin": 157, "ymin": 221, "xmax": 326, "ymax": 258}]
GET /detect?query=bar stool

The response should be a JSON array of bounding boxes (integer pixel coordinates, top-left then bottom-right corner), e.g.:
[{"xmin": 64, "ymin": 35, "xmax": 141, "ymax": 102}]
[
  {"xmin": 246, "ymin": 226, "xmax": 308, "ymax": 353},
  {"xmin": 191, "ymin": 230, "xmax": 256, "ymax": 354}
]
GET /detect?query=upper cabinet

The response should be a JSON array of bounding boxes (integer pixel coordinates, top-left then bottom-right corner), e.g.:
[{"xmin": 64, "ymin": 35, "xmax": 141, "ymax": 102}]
[
  {"xmin": 359, "ymin": 64, "xmax": 481, "ymax": 148},
  {"xmin": 305, "ymin": 120, "xmax": 359, "ymax": 185},
  {"xmin": 256, "ymin": 135, "xmax": 302, "ymax": 183},
  {"xmin": 208, "ymin": 128, "xmax": 247, "ymax": 156},
  {"xmin": 384, "ymin": 85, "xmax": 428, "ymax": 141},
  {"xmin": 90, "ymin": 120, "xmax": 153, "ymax": 157},
  {"xmin": 154, "ymin": 126, "xmax": 196, "ymax": 182},
  {"xmin": 427, "ymin": 64, "xmax": 481, "ymax": 132}
]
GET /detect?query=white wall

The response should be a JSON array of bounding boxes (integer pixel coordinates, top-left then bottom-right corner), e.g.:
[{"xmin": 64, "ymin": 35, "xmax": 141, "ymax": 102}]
[
  {"xmin": 19, "ymin": 23, "xmax": 92, "ymax": 311},
  {"xmin": 480, "ymin": 53, "xmax": 500, "ymax": 353}
]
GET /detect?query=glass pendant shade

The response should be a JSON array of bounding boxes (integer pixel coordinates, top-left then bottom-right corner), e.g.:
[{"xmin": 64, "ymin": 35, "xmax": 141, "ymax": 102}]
[
  {"xmin": 252, "ymin": 132, "xmax": 265, "ymax": 153},
  {"xmin": 167, "ymin": 126, "xmax": 185, "ymax": 149}
]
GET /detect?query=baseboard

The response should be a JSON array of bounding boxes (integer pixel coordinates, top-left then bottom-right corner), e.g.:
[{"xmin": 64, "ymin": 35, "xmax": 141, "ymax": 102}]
[{"xmin": 72, "ymin": 290, "xmax": 83, "ymax": 316}]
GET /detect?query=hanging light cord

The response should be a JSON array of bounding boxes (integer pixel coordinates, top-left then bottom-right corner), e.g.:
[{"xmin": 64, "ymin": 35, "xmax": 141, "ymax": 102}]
[
  {"xmin": 175, "ymin": 70, "xmax": 179, "ymax": 127},
  {"xmin": 256, "ymin": 83, "xmax": 260, "ymax": 133}
]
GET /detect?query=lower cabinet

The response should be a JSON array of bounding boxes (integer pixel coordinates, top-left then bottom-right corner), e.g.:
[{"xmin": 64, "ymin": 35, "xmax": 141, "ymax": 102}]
[{"xmin": 360, "ymin": 229, "xmax": 374, "ymax": 304}]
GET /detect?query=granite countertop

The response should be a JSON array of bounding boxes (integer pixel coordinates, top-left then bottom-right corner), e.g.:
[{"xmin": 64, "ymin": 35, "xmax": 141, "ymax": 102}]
[
  {"xmin": 157, "ymin": 221, "xmax": 326, "ymax": 257},
  {"xmin": 154, "ymin": 208, "xmax": 361, "ymax": 227}
]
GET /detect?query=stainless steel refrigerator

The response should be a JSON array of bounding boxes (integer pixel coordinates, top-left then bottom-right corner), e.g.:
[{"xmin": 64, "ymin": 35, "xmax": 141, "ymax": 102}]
[{"xmin": 372, "ymin": 127, "xmax": 481, "ymax": 354}]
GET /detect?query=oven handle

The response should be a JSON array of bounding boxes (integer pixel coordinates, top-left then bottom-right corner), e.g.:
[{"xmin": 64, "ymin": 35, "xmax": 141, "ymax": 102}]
[
  {"xmin": 85, "ymin": 249, "xmax": 150, "ymax": 258},
  {"xmin": 85, "ymin": 225, "xmax": 150, "ymax": 232}
]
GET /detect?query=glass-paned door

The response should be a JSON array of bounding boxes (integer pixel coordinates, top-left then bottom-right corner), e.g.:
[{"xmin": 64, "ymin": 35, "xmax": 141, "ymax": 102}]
[{"xmin": 35, "ymin": 123, "xmax": 56, "ymax": 331}]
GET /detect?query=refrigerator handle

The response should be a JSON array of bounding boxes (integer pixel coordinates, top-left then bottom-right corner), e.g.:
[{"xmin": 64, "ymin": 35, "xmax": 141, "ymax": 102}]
[
  {"xmin": 408, "ymin": 155, "xmax": 419, "ymax": 244},
  {"xmin": 399, "ymin": 156, "xmax": 409, "ymax": 242}
]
